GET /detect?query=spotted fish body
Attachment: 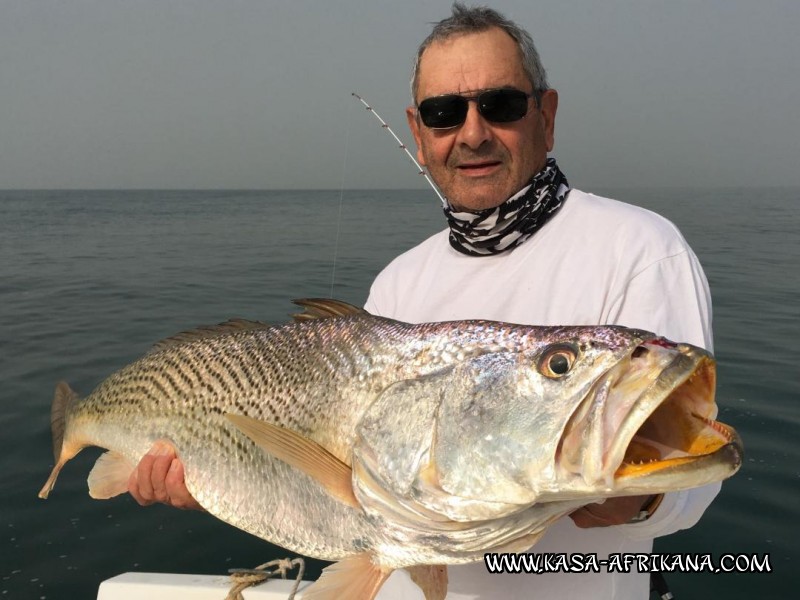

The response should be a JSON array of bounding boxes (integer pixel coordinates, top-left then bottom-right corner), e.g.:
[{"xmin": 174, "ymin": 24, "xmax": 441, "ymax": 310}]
[{"xmin": 40, "ymin": 300, "xmax": 742, "ymax": 600}]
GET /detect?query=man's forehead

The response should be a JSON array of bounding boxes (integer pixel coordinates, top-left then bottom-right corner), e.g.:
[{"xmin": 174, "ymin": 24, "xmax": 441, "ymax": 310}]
[{"xmin": 416, "ymin": 28, "xmax": 528, "ymax": 98}]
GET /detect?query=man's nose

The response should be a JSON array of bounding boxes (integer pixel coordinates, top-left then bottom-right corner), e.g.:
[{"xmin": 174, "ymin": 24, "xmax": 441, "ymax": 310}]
[{"xmin": 456, "ymin": 102, "xmax": 493, "ymax": 149}]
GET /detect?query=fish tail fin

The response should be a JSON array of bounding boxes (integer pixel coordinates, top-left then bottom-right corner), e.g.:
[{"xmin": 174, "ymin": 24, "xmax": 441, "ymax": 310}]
[
  {"xmin": 38, "ymin": 381, "xmax": 83, "ymax": 499},
  {"xmin": 302, "ymin": 553, "xmax": 391, "ymax": 600}
]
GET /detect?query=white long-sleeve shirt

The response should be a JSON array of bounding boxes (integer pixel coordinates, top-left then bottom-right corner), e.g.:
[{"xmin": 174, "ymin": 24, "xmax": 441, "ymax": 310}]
[{"xmin": 365, "ymin": 189, "xmax": 720, "ymax": 599}]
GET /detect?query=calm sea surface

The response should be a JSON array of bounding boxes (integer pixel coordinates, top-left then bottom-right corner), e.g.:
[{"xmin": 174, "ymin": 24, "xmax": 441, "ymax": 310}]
[{"xmin": 1, "ymin": 188, "xmax": 798, "ymax": 599}]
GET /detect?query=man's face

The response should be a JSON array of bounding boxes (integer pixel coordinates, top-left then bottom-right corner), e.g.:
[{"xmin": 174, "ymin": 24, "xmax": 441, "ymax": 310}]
[{"xmin": 407, "ymin": 27, "xmax": 558, "ymax": 211}]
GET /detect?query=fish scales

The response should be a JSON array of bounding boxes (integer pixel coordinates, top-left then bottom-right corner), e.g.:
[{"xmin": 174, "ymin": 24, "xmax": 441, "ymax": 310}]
[{"xmin": 53, "ymin": 314, "xmax": 543, "ymax": 559}]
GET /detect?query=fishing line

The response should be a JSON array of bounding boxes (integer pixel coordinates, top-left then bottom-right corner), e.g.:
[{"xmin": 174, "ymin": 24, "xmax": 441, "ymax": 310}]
[
  {"xmin": 331, "ymin": 93, "xmax": 445, "ymax": 297},
  {"xmin": 330, "ymin": 98, "xmax": 353, "ymax": 299},
  {"xmin": 351, "ymin": 93, "xmax": 446, "ymax": 207}
]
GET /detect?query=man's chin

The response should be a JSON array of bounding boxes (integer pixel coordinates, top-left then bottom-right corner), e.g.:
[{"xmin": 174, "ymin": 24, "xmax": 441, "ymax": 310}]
[
  {"xmin": 443, "ymin": 169, "xmax": 525, "ymax": 211},
  {"xmin": 447, "ymin": 185, "xmax": 511, "ymax": 211}
]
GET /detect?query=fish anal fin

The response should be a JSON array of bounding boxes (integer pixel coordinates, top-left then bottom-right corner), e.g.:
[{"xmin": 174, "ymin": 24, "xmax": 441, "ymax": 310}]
[
  {"xmin": 291, "ymin": 298, "xmax": 367, "ymax": 322},
  {"xmin": 407, "ymin": 565, "xmax": 449, "ymax": 600},
  {"xmin": 88, "ymin": 451, "xmax": 136, "ymax": 499},
  {"xmin": 303, "ymin": 553, "xmax": 391, "ymax": 600},
  {"xmin": 39, "ymin": 382, "xmax": 84, "ymax": 499},
  {"xmin": 225, "ymin": 414, "xmax": 359, "ymax": 508},
  {"xmin": 148, "ymin": 319, "xmax": 271, "ymax": 354}
]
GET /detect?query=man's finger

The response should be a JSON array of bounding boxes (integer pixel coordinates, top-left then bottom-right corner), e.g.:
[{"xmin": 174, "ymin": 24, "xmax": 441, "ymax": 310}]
[
  {"xmin": 149, "ymin": 442, "xmax": 177, "ymax": 503},
  {"xmin": 570, "ymin": 496, "xmax": 649, "ymax": 528},
  {"xmin": 128, "ymin": 441, "xmax": 175, "ymax": 505},
  {"xmin": 150, "ymin": 451, "xmax": 174, "ymax": 503},
  {"xmin": 128, "ymin": 467, "xmax": 153, "ymax": 506},
  {"xmin": 570, "ymin": 505, "xmax": 616, "ymax": 528},
  {"xmin": 164, "ymin": 460, "xmax": 204, "ymax": 511},
  {"xmin": 133, "ymin": 451, "xmax": 157, "ymax": 502}
]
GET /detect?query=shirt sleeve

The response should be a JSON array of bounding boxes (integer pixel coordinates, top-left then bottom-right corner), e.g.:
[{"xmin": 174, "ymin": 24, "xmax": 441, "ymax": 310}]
[
  {"xmin": 607, "ymin": 248, "xmax": 713, "ymax": 351},
  {"xmin": 364, "ymin": 256, "xmax": 404, "ymax": 318},
  {"xmin": 364, "ymin": 274, "xmax": 389, "ymax": 316},
  {"xmin": 607, "ymin": 248, "xmax": 721, "ymax": 539}
]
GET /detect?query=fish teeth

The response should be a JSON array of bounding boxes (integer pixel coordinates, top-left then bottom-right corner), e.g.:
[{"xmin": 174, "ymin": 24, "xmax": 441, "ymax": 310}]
[{"xmin": 692, "ymin": 412, "xmax": 735, "ymax": 441}]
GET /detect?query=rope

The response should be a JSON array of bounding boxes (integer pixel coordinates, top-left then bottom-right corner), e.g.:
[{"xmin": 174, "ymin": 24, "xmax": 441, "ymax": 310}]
[{"xmin": 225, "ymin": 557, "xmax": 306, "ymax": 600}]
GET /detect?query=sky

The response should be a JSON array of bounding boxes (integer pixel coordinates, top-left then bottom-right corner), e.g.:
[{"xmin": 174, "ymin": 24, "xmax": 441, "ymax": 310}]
[{"xmin": 1, "ymin": 0, "xmax": 798, "ymax": 190}]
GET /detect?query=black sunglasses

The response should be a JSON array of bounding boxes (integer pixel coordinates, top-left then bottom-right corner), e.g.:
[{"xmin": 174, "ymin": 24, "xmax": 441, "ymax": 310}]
[{"xmin": 416, "ymin": 88, "xmax": 540, "ymax": 129}]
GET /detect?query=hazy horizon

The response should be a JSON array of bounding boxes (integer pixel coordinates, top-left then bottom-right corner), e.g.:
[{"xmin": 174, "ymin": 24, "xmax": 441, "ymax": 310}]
[
  {"xmin": 3, "ymin": 183, "xmax": 799, "ymax": 192},
  {"xmin": 2, "ymin": 1, "xmax": 798, "ymax": 191}
]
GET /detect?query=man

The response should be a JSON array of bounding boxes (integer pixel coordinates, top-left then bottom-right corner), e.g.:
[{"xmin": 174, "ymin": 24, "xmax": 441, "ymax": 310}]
[
  {"xmin": 131, "ymin": 5, "xmax": 719, "ymax": 598},
  {"xmin": 364, "ymin": 5, "xmax": 717, "ymax": 598}
]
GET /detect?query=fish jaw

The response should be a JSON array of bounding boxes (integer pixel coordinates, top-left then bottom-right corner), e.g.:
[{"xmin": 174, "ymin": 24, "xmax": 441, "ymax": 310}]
[{"xmin": 556, "ymin": 339, "xmax": 743, "ymax": 498}]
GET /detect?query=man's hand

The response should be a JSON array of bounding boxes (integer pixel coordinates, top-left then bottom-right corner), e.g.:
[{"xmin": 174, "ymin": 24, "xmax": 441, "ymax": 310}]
[
  {"xmin": 569, "ymin": 495, "xmax": 653, "ymax": 528},
  {"xmin": 128, "ymin": 440, "xmax": 204, "ymax": 511}
]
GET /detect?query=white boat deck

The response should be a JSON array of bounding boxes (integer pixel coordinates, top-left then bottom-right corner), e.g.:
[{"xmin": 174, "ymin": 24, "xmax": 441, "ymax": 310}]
[{"xmin": 97, "ymin": 572, "xmax": 312, "ymax": 599}]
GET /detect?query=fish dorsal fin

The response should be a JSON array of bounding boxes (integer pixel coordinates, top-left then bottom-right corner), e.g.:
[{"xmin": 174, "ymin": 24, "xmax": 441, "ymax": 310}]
[
  {"xmin": 225, "ymin": 414, "xmax": 359, "ymax": 508},
  {"xmin": 148, "ymin": 318, "xmax": 271, "ymax": 354},
  {"xmin": 303, "ymin": 553, "xmax": 391, "ymax": 600},
  {"xmin": 291, "ymin": 298, "xmax": 367, "ymax": 322}
]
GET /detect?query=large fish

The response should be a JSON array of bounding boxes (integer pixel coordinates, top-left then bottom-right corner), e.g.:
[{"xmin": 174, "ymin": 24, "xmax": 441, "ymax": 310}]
[{"xmin": 39, "ymin": 299, "xmax": 742, "ymax": 599}]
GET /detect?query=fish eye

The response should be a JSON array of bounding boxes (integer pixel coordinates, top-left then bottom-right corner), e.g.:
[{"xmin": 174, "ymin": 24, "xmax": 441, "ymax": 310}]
[{"xmin": 539, "ymin": 344, "xmax": 578, "ymax": 378}]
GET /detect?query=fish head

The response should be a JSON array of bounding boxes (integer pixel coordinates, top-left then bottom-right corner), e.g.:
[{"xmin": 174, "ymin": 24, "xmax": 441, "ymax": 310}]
[{"xmin": 426, "ymin": 325, "xmax": 742, "ymax": 515}]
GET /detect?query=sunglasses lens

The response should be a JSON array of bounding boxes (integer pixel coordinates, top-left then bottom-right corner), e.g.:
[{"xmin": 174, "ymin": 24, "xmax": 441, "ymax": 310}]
[
  {"xmin": 479, "ymin": 89, "xmax": 530, "ymax": 122},
  {"xmin": 418, "ymin": 89, "xmax": 532, "ymax": 129},
  {"xmin": 418, "ymin": 95, "xmax": 468, "ymax": 129}
]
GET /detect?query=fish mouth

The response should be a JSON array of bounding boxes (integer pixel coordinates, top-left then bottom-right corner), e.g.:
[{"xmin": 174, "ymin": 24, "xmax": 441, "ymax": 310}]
[{"xmin": 559, "ymin": 339, "xmax": 743, "ymax": 494}]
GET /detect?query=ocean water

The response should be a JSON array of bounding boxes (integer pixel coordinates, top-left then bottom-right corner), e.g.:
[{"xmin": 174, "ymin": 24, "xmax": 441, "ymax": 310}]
[{"xmin": 1, "ymin": 188, "xmax": 797, "ymax": 599}]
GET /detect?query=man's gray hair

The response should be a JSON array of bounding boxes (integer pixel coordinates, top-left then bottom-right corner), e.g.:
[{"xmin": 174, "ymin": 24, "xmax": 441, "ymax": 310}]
[{"xmin": 411, "ymin": 3, "xmax": 549, "ymax": 103}]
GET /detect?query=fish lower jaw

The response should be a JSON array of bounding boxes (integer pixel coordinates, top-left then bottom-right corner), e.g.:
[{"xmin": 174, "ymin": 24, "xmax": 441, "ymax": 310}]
[
  {"xmin": 612, "ymin": 440, "xmax": 742, "ymax": 496},
  {"xmin": 612, "ymin": 409, "xmax": 742, "ymax": 488}
]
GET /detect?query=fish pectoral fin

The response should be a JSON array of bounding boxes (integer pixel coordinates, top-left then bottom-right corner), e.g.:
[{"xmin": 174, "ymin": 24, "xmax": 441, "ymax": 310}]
[
  {"xmin": 406, "ymin": 564, "xmax": 449, "ymax": 600},
  {"xmin": 88, "ymin": 451, "xmax": 136, "ymax": 499},
  {"xmin": 225, "ymin": 414, "xmax": 359, "ymax": 508},
  {"xmin": 303, "ymin": 553, "xmax": 391, "ymax": 600}
]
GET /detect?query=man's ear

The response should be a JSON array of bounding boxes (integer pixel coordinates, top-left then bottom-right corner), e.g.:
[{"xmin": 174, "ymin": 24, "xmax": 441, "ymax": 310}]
[
  {"xmin": 406, "ymin": 106, "xmax": 427, "ymax": 166},
  {"xmin": 539, "ymin": 89, "xmax": 558, "ymax": 153}
]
